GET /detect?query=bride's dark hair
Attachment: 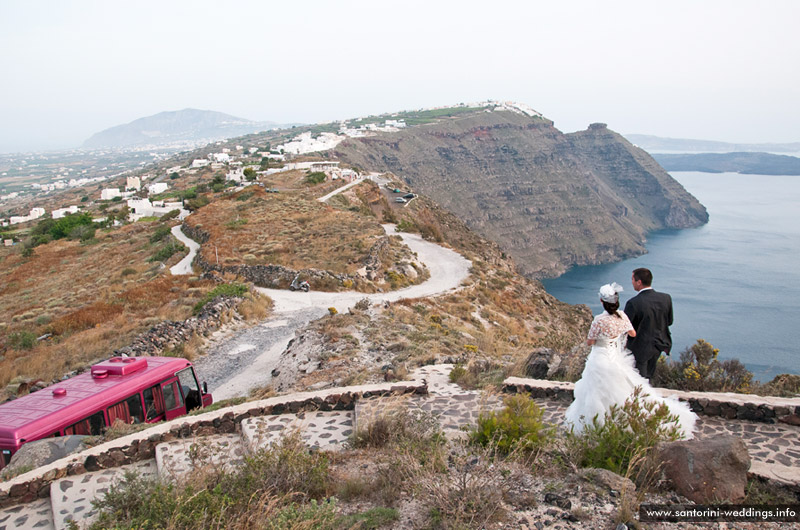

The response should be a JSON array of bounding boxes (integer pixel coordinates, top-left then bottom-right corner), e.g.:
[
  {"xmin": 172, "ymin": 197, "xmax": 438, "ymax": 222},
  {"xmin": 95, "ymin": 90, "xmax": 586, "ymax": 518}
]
[{"xmin": 602, "ymin": 299, "xmax": 622, "ymax": 318}]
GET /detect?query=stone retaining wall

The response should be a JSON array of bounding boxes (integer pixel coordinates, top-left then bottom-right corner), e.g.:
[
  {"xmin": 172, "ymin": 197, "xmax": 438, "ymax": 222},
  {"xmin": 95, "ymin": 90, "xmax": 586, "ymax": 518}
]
[
  {"xmin": 115, "ymin": 296, "xmax": 240, "ymax": 357},
  {"xmin": 502, "ymin": 377, "xmax": 800, "ymax": 425},
  {"xmin": 0, "ymin": 381, "xmax": 426, "ymax": 508}
]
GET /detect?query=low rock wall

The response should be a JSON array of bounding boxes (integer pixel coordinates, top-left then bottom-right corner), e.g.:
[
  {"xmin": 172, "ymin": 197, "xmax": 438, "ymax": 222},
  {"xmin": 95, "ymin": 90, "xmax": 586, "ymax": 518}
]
[
  {"xmin": 502, "ymin": 377, "xmax": 800, "ymax": 425},
  {"xmin": 0, "ymin": 381, "xmax": 426, "ymax": 508},
  {"xmin": 115, "ymin": 296, "xmax": 240, "ymax": 357}
]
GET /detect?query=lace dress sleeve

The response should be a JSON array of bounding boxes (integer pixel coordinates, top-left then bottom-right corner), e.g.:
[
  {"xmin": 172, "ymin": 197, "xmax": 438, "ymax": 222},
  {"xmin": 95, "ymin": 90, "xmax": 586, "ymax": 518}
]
[
  {"xmin": 587, "ymin": 316, "xmax": 602, "ymax": 340},
  {"xmin": 588, "ymin": 313, "xmax": 632, "ymax": 340}
]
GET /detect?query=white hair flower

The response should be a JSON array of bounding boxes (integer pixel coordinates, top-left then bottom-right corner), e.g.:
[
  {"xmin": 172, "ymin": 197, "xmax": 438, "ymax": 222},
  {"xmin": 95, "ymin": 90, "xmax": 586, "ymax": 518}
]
[{"xmin": 599, "ymin": 282, "xmax": 624, "ymax": 303}]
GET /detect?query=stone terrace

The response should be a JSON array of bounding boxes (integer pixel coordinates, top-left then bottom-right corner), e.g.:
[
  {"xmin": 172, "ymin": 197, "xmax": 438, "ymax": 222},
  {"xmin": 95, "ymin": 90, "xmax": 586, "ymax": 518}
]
[{"xmin": 1, "ymin": 367, "xmax": 799, "ymax": 529}]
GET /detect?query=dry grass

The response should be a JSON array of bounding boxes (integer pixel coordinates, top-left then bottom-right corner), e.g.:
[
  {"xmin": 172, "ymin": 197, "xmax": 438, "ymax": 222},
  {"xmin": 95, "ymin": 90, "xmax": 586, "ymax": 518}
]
[
  {"xmin": 0, "ymin": 221, "xmax": 220, "ymax": 392},
  {"xmin": 186, "ymin": 186, "xmax": 385, "ymax": 274}
]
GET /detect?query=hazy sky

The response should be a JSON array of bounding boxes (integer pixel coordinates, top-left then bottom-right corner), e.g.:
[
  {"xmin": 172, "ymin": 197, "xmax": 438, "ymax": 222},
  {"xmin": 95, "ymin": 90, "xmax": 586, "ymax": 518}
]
[{"xmin": 1, "ymin": 0, "xmax": 798, "ymax": 153}]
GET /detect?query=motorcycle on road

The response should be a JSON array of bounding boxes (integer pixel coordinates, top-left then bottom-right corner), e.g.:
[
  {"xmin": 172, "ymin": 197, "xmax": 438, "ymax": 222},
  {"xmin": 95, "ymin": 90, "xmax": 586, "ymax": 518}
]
[{"xmin": 289, "ymin": 275, "xmax": 310, "ymax": 292}]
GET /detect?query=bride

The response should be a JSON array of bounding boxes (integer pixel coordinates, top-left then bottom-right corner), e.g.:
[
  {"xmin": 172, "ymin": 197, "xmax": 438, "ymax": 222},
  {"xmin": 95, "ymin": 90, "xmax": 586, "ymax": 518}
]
[{"xmin": 565, "ymin": 282, "xmax": 696, "ymax": 439}]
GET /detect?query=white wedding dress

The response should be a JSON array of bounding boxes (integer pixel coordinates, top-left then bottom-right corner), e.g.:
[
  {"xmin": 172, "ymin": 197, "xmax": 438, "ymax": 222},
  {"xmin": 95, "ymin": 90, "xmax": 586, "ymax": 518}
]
[{"xmin": 564, "ymin": 311, "xmax": 696, "ymax": 439}]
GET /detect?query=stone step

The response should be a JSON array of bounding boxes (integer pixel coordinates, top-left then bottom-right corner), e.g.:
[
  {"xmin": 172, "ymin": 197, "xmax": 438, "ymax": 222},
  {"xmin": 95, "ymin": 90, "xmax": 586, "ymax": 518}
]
[
  {"xmin": 354, "ymin": 391, "xmax": 504, "ymax": 440},
  {"xmin": 154, "ymin": 433, "xmax": 245, "ymax": 482},
  {"xmin": 750, "ymin": 461, "xmax": 800, "ymax": 486},
  {"xmin": 49, "ymin": 459, "xmax": 157, "ymax": 530},
  {"xmin": 241, "ymin": 411, "xmax": 354, "ymax": 453},
  {"xmin": 0, "ymin": 497, "xmax": 53, "ymax": 530}
]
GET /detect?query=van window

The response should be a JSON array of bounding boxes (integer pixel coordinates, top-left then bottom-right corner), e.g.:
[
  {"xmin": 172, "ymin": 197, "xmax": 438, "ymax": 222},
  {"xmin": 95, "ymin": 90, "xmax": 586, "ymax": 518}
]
[
  {"xmin": 162, "ymin": 381, "xmax": 183, "ymax": 411},
  {"xmin": 64, "ymin": 410, "xmax": 105, "ymax": 436},
  {"xmin": 176, "ymin": 367, "xmax": 201, "ymax": 410},
  {"xmin": 107, "ymin": 393, "xmax": 145, "ymax": 426},
  {"xmin": 143, "ymin": 385, "xmax": 165, "ymax": 421}
]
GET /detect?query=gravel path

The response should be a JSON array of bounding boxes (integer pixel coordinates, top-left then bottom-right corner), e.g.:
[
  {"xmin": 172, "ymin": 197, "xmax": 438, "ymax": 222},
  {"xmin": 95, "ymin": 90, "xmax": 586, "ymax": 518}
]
[
  {"xmin": 169, "ymin": 225, "xmax": 200, "ymax": 276},
  {"xmin": 191, "ymin": 223, "xmax": 472, "ymax": 400}
]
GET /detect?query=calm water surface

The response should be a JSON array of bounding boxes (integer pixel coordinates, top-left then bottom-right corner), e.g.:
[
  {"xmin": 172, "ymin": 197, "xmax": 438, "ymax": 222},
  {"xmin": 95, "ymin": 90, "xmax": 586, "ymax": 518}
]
[{"xmin": 541, "ymin": 172, "xmax": 800, "ymax": 382}]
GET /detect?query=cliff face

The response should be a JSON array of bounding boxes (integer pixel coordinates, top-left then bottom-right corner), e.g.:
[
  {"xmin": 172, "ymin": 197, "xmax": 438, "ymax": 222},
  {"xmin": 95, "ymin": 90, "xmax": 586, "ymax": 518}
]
[{"xmin": 334, "ymin": 111, "xmax": 707, "ymax": 277}]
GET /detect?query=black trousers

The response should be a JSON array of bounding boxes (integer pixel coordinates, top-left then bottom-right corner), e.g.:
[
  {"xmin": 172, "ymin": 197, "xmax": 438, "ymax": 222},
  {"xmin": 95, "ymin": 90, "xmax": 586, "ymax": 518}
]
[{"xmin": 635, "ymin": 354, "xmax": 660, "ymax": 380}]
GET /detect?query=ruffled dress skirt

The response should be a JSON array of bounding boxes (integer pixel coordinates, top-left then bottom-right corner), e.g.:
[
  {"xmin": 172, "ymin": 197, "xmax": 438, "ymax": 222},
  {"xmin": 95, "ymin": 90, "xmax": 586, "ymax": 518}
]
[{"xmin": 564, "ymin": 337, "xmax": 696, "ymax": 439}]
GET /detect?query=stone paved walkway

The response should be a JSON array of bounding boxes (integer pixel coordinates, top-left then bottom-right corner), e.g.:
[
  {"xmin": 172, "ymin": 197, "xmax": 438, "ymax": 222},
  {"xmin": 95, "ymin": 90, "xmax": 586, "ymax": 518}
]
[{"xmin": 2, "ymin": 364, "xmax": 799, "ymax": 529}]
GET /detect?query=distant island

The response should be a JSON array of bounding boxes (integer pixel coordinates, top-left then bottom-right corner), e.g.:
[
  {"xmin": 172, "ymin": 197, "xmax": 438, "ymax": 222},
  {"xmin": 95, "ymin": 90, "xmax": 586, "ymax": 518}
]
[
  {"xmin": 652, "ymin": 152, "xmax": 800, "ymax": 175},
  {"xmin": 82, "ymin": 109, "xmax": 288, "ymax": 149},
  {"xmin": 625, "ymin": 134, "xmax": 800, "ymax": 154}
]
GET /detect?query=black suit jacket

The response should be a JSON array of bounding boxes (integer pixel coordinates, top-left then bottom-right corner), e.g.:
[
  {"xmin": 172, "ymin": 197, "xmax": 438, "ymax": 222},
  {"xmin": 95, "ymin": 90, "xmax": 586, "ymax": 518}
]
[{"xmin": 624, "ymin": 289, "xmax": 673, "ymax": 363}]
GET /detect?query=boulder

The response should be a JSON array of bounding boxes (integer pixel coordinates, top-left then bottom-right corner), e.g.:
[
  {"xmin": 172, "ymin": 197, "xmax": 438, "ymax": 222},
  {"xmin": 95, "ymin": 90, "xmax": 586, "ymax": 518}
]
[
  {"xmin": 523, "ymin": 348, "xmax": 562, "ymax": 379},
  {"xmin": 4, "ymin": 436, "xmax": 89, "ymax": 476},
  {"xmin": 656, "ymin": 435, "xmax": 750, "ymax": 503},
  {"xmin": 579, "ymin": 467, "xmax": 636, "ymax": 496}
]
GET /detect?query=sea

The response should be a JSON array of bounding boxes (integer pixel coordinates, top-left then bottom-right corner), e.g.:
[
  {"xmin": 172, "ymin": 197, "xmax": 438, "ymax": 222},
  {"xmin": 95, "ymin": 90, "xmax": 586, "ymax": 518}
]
[{"xmin": 541, "ymin": 171, "xmax": 800, "ymax": 383}]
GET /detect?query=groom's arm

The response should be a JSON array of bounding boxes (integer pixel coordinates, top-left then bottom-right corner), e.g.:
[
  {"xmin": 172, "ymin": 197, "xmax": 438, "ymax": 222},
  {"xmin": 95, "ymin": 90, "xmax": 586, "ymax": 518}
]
[{"xmin": 624, "ymin": 298, "xmax": 640, "ymax": 329}]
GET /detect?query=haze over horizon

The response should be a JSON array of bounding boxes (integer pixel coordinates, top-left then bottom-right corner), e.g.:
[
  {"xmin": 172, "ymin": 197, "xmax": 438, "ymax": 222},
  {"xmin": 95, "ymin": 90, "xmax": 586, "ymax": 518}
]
[{"xmin": 1, "ymin": 0, "xmax": 798, "ymax": 153}]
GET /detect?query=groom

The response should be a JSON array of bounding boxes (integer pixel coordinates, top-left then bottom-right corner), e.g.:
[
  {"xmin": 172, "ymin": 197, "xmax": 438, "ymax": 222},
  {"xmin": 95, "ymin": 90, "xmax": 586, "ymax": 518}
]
[{"xmin": 624, "ymin": 267, "xmax": 673, "ymax": 380}]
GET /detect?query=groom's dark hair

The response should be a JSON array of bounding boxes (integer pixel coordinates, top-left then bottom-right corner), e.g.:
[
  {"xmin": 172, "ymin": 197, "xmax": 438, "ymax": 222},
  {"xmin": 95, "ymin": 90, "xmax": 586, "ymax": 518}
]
[{"xmin": 633, "ymin": 267, "xmax": 653, "ymax": 286}]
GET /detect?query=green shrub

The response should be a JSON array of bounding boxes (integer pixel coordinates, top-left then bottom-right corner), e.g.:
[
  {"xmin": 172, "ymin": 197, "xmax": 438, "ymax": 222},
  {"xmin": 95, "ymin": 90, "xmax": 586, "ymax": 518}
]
[
  {"xmin": 150, "ymin": 225, "xmax": 172, "ymax": 243},
  {"xmin": 193, "ymin": 283, "xmax": 249, "ymax": 314},
  {"xmin": 121, "ymin": 267, "xmax": 137, "ymax": 276},
  {"xmin": 225, "ymin": 218, "xmax": 248, "ymax": 229},
  {"xmin": 9, "ymin": 330, "xmax": 37, "ymax": 350},
  {"xmin": 470, "ymin": 394, "xmax": 552, "ymax": 454},
  {"xmin": 395, "ymin": 219, "xmax": 417, "ymax": 233},
  {"xmin": 305, "ymin": 171, "xmax": 326, "ymax": 185},
  {"xmin": 148, "ymin": 240, "xmax": 186, "ymax": 263},
  {"xmin": 653, "ymin": 339, "xmax": 753, "ymax": 393},
  {"xmin": 38, "ymin": 212, "xmax": 93, "ymax": 240},
  {"xmin": 186, "ymin": 195, "xmax": 210, "ymax": 211},
  {"xmin": 159, "ymin": 209, "xmax": 180, "ymax": 221},
  {"xmin": 31, "ymin": 234, "xmax": 51, "ymax": 247},
  {"xmin": 338, "ymin": 507, "xmax": 399, "ymax": 529},
  {"xmin": 69, "ymin": 224, "xmax": 96, "ymax": 242},
  {"xmin": 90, "ymin": 432, "xmax": 332, "ymax": 530},
  {"xmin": 569, "ymin": 386, "xmax": 683, "ymax": 477}
]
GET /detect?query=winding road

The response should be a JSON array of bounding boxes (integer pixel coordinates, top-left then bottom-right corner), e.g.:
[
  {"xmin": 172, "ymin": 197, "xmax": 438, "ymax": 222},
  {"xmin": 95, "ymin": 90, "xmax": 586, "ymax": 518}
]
[
  {"xmin": 174, "ymin": 177, "xmax": 471, "ymax": 399},
  {"xmin": 190, "ymin": 224, "xmax": 471, "ymax": 400}
]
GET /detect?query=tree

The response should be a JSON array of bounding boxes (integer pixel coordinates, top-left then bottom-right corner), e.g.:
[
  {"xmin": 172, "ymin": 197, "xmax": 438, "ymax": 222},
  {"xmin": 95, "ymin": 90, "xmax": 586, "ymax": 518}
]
[{"xmin": 243, "ymin": 167, "xmax": 257, "ymax": 181}]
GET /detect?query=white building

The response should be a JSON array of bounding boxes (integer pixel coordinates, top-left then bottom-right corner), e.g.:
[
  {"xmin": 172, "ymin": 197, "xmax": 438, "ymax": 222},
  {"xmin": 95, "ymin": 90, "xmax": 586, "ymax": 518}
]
[
  {"xmin": 52, "ymin": 205, "xmax": 79, "ymax": 219},
  {"xmin": 226, "ymin": 167, "xmax": 244, "ymax": 182},
  {"xmin": 210, "ymin": 152, "xmax": 231, "ymax": 163},
  {"xmin": 127, "ymin": 198, "xmax": 189, "ymax": 222},
  {"xmin": 9, "ymin": 207, "xmax": 46, "ymax": 225},
  {"xmin": 192, "ymin": 159, "xmax": 210, "ymax": 168},
  {"xmin": 277, "ymin": 132, "xmax": 345, "ymax": 155},
  {"xmin": 101, "ymin": 188, "xmax": 122, "ymax": 201},
  {"xmin": 126, "ymin": 176, "xmax": 142, "ymax": 191},
  {"xmin": 127, "ymin": 198, "xmax": 154, "ymax": 218},
  {"xmin": 148, "ymin": 182, "xmax": 168, "ymax": 195},
  {"xmin": 310, "ymin": 161, "xmax": 340, "ymax": 172}
]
